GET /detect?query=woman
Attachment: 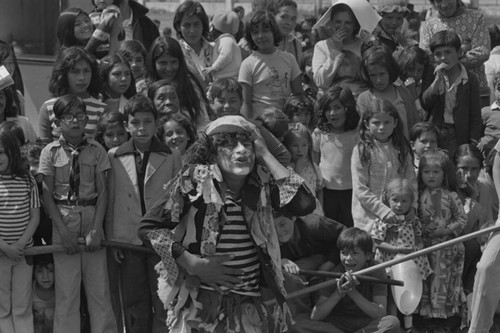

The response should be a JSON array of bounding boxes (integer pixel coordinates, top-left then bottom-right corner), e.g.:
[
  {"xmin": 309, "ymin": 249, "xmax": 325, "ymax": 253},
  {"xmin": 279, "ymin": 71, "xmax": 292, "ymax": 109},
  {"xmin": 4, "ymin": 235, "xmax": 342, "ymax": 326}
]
[
  {"xmin": 419, "ymin": 0, "xmax": 490, "ymax": 106},
  {"xmin": 311, "ymin": 0, "xmax": 380, "ymax": 93},
  {"xmin": 138, "ymin": 115, "xmax": 316, "ymax": 332},
  {"xmin": 172, "ymin": 0, "xmax": 213, "ymax": 90}
]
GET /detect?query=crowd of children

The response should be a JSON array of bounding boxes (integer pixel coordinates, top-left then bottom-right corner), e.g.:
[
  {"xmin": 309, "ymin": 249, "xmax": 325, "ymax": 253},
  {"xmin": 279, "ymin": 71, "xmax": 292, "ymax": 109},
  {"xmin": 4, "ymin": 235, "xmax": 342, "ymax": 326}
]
[{"xmin": 2, "ymin": 0, "xmax": 500, "ymax": 332}]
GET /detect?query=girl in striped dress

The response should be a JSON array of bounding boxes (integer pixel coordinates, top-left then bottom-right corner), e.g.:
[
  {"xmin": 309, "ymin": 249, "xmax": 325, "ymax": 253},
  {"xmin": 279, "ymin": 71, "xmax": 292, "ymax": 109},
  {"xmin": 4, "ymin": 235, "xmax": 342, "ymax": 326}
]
[{"xmin": 0, "ymin": 129, "xmax": 40, "ymax": 332}]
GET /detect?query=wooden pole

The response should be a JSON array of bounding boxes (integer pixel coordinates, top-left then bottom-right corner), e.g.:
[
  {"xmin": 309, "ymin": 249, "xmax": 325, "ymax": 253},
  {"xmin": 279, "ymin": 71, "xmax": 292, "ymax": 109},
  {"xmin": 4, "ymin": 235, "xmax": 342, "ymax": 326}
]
[
  {"xmin": 23, "ymin": 240, "xmax": 153, "ymax": 256},
  {"xmin": 300, "ymin": 270, "xmax": 404, "ymax": 286},
  {"xmin": 265, "ymin": 224, "xmax": 500, "ymax": 306}
]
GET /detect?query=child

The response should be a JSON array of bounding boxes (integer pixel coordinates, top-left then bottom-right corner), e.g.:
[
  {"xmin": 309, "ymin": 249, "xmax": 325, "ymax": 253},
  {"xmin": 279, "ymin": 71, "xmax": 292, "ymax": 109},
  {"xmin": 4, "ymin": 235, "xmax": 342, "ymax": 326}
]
[
  {"xmin": 239, "ymin": 10, "xmax": 303, "ymax": 120},
  {"xmin": 146, "ymin": 36, "xmax": 212, "ymax": 131},
  {"xmin": 163, "ymin": 113, "xmax": 197, "ymax": 160},
  {"xmin": 299, "ymin": 49, "xmax": 318, "ymax": 101},
  {"xmin": 283, "ymin": 95, "xmax": 315, "ymax": 130},
  {"xmin": 38, "ymin": 47, "xmax": 106, "ymax": 143},
  {"xmin": 352, "ymin": 97, "xmax": 416, "ymax": 233},
  {"xmin": 329, "ymin": 50, "xmax": 367, "ymax": 100},
  {"xmin": 116, "ymin": 40, "xmax": 148, "ymax": 94},
  {"xmin": 273, "ymin": 209, "xmax": 345, "ymax": 316},
  {"xmin": 417, "ymin": 149, "xmax": 467, "ymax": 330},
  {"xmin": 207, "ymin": 77, "xmax": 292, "ymax": 166},
  {"xmin": 357, "ymin": 45, "xmax": 418, "ymax": 138},
  {"xmin": 371, "ymin": 178, "xmax": 432, "ymax": 279},
  {"xmin": 1, "ymin": 83, "xmax": 37, "ymax": 143},
  {"xmin": 0, "ymin": 42, "xmax": 25, "ymax": 115},
  {"xmin": 269, "ymin": 0, "xmax": 302, "ymax": 63},
  {"xmin": 33, "ymin": 254, "xmax": 55, "ymax": 333},
  {"xmin": 480, "ymin": 72, "xmax": 500, "ymax": 157},
  {"xmin": 95, "ymin": 111, "xmax": 128, "ymax": 151},
  {"xmin": 373, "ymin": 0, "xmax": 409, "ymax": 53},
  {"xmin": 293, "ymin": 227, "xmax": 401, "ymax": 333},
  {"xmin": 38, "ymin": 95, "xmax": 117, "ymax": 333},
  {"xmin": 105, "ymin": 95, "xmax": 182, "ymax": 333},
  {"xmin": 421, "ymin": 30, "xmax": 481, "ymax": 156},
  {"xmin": 283, "ymin": 122, "xmax": 324, "ymax": 216},
  {"xmin": 98, "ymin": 54, "xmax": 136, "ymax": 113},
  {"xmin": 0, "ymin": 129, "xmax": 40, "ymax": 333},
  {"xmin": 203, "ymin": 11, "xmax": 242, "ymax": 81},
  {"xmin": 409, "ymin": 122, "xmax": 439, "ymax": 174},
  {"xmin": 312, "ymin": 87, "xmax": 359, "ymax": 227}
]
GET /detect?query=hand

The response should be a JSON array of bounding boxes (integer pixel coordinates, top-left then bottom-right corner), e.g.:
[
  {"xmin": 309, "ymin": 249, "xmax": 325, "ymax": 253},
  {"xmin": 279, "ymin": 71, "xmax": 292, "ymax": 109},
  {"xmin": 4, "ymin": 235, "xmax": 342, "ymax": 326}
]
[
  {"xmin": 434, "ymin": 63, "xmax": 448, "ymax": 80},
  {"xmin": 337, "ymin": 271, "xmax": 359, "ymax": 296},
  {"xmin": 332, "ymin": 53, "xmax": 345, "ymax": 67},
  {"xmin": 180, "ymin": 252, "xmax": 244, "ymax": 293},
  {"xmin": 432, "ymin": 226, "xmax": 450, "ymax": 238},
  {"xmin": 202, "ymin": 67, "xmax": 214, "ymax": 76},
  {"xmin": 85, "ymin": 229, "xmax": 102, "ymax": 252},
  {"xmin": 1, "ymin": 243, "xmax": 23, "ymax": 261},
  {"xmin": 112, "ymin": 248, "xmax": 124, "ymax": 263},
  {"xmin": 248, "ymin": 125, "xmax": 269, "ymax": 160},
  {"xmin": 397, "ymin": 246, "xmax": 413, "ymax": 254},
  {"xmin": 383, "ymin": 211, "xmax": 399, "ymax": 225},
  {"xmin": 332, "ymin": 28, "xmax": 349, "ymax": 47},
  {"xmin": 282, "ymin": 258, "xmax": 300, "ymax": 275},
  {"xmin": 60, "ymin": 229, "xmax": 80, "ymax": 255}
]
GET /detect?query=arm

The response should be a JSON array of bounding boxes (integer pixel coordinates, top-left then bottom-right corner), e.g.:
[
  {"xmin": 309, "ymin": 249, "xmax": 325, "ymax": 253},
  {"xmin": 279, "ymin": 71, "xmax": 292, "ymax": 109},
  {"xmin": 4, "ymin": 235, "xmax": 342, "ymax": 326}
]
[
  {"xmin": 461, "ymin": 13, "xmax": 490, "ymax": 68},
  {"xmin": 257, "ymin": 125, "xmax": 291, "ymax": 167},
  {"xmin": 311, "ymin": 293, "xmax": 344, "ymax": 321},
  {"xmin": 312, "ymin": 41, "xmax": 343, "ymax": 90},
  {"xmin": 15, "ymin": 179, "xmax": 40, "ymax": 249},
  {"xmin": 348, "ymin": 293, "xmax": 387, "ymax": 319},
  {"xmin": 38, "ymin": 102, "xmax": 53, "ymax": 144},
  {"xmin": 240, "ymin": 82, "xmax": 254, "ymax": 119},
  {"xmin": 443, "ymin": 191, "xmax": 467, "ymax": 236},
  {"xmin": 209, "ymin": 38, "xmax": 234, "ymax": 72},
  {"xmin": 86, "ymin": 171, "xmax": 107, "ymax": 252}
]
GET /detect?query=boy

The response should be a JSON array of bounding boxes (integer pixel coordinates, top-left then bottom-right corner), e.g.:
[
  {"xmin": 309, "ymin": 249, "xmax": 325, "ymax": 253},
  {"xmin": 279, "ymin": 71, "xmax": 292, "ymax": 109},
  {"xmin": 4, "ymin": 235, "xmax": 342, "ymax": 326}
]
[
  {"xmin": 409, "ymin": 122, "xmax": 439, "ymax": 173},
  {"xmin": 33, "ymin": 254, "xmax": 55, "ymax": 333},
  {"xmin": 292, "ymin": 227, "xmax": 400, "ymax": 333},
  {"xmin": 105, "ymin": 94, "xmax": 181, "ymax": 333},
  {"xmin": 480, "ymin": 72, "xmax": 500, "ymax": 157},
  {"xmin": 421, "ymin": 30, "xmax": 481, "ymax": 157},
  {"xmin": 208, "ymin": 77, "xmax": 291, "ymax": 166},
  {"xmin": 39, "ymin": 95, "xmax": 117, "ymax": 333}
]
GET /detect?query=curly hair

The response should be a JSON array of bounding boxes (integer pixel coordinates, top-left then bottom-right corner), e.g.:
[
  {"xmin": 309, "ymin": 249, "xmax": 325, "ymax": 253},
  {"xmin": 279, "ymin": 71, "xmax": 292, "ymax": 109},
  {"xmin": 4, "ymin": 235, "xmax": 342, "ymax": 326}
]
[
  {"xmin": 315, "ymin": 86, "xmax": 359, "ymax": 132},
  {"xmin": 173, "ymin": 1, "xmax": 210, "ymax": 41},
  {"xmin": 283, "ymin": 95, "xmax": 314, "ymax": 128},
  {"xmin": 245, "ymin": 10, "xmax": 283, "ymax": 51}
]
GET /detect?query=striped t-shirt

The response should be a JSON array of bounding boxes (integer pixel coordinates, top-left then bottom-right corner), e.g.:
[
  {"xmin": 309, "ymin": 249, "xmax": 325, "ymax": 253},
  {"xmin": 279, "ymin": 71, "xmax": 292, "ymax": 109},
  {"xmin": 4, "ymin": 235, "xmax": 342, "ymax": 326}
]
[
  {"xmin": 40, "ymin": 97, "xmax": 106, "ymax": 142},
  {"xmin": 0, "ymin": 175, "xmax": 40, "ymax": 245},
  {"xmin": 201, "ymin": 197, "xmax": 261, "ymax": 296}
]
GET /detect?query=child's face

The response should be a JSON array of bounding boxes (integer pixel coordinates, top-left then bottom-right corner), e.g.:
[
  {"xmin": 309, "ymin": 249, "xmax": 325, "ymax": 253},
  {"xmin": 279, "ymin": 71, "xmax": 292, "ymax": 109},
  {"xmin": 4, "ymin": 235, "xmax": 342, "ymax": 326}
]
[
  {"xmin": 274, "ymin": 6, "xmax": 297, "ymax": 36},
  {"xmin": 212, "ymin": 91, "xmax": 242, "ymax": 117},
  {"xmin": 287, "ymin": 134, "xmax": 309, "ymax": 163},
  {"xmin": 273, "ymin": 215, "xmax": 295, "ymax": 243},
  {"xmin": 380, "ymin": 12, "xmax": 405, "ymax": 36},
  {"xmin": 421, "ymin": 163, "xmax": 444, "ymax": 190},
  {"xmin": 365, "ymin": 112, "xmax": 397, "ymax": 143},
  {"xmin": 180, "ymin": 14, "xmax": 204, "ymax": 46},
  {"xmin": 59, "ymin": 108, "xmax": 88, "ymax": 140},
  {"xmin": 340, "ymin": 246, "xmax": 370, "ymax": 272},
  {"xmin": 164, "ymin": 120, "xmax": 189, "ymax": 154},
  {"xmin": 108, "ymin": 63, "xmax": 132, "ymax": 97},
  {"xmin": 292, "ymin": 109, "xmax": 311, "ymax": 127},
  {"xmin": 35, "ymin": 264, "xmax": 55, "ymax": 290},
  {"xmin": 0, "ymin": 143, "xmax": 9, "ymax": 174},
  {"xmin": 412, "ymin": 131, "xmax": 438, "ymax": 157},
  {"xmin": 155, "ymin": 54, "xmax": 179, "ymax": 82},
  {"xmin": 103, "ymin": 124, "xmax": 128, "ymax": 149},
  {"xmin": 388, "ymin": 192, "xmax": 412, "ymax": 215},
  {"xmin": 337, "ymin": 58, "xmax": 354, "ymax": 78},
  {"xmin": 126, "ymin": 112, "xmax": 157, "ymax": 146},
  {"xmin": 326, "ymin": 100, "xmax": 347, "ymax": 130},
  {"xmin": 94, "ymin": 0, "xmax": 113, "ymax": 10},
  {"xmin": 67, "ymin": 60, "xmax": 92, "ymax": 97},
  {"xmin": 456, "ymin": 155, "xmax": 481, "ymax": 186},
  {"xmin": 433, "ymin": 46, "xmax": 460, "ymax": 71},
  {"xmin": 250, "ymin": 23, "xmax": 275, "ymax": 54},
  {"xmin": 406, "ymin": 63, "xmax": 424, "ymax": 82},
  {"xmin": 366, "ymin": 64, "xmax": 390, "ymax": 92},
  {"xmin": 153, "ymin": 85, "xmax": 180, "ymax": 116},
  {"xmin": 74, "ymin": 13, "xmax": 93, "ymax": 42},
  {"xmin": 128, "ymin": 51, "xmax": 146, "ymax": 80}
]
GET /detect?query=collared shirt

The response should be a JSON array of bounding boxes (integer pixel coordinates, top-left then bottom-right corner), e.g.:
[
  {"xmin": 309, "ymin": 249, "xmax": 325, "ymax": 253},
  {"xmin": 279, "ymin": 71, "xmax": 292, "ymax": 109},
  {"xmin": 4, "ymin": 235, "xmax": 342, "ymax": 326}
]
[
  {"xmin": 443, "ymin": 63, "xmax": 468, "ymax": 124},
  {"xmin": 38, "ymin": 137, "xmax": 110, "ymax": 201}
]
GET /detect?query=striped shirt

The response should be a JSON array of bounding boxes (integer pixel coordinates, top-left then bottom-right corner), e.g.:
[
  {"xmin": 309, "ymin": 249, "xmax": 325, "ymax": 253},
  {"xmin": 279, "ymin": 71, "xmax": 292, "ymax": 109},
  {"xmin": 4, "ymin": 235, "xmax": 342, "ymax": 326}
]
[
  {"xmin": 0, "ymin": 175, "xmax": 40, "ymax": 245},
  {"xmin": 202, "ymin": 197, "xmax": 261, "ymax": 296},
  {"xmin": 39, "ymin": 97, "xmax": 106, "ymax": 143}
]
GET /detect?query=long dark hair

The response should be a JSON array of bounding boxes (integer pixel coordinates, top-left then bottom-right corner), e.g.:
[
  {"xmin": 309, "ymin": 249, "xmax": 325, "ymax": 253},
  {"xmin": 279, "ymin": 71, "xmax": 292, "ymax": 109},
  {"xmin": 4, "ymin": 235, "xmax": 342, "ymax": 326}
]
[
  {"xmin": 173, "ymin": 1, "xmax": 210, "ymax": 41},
  {"xmin": 99, "ymin": 54, "xmax": 137, "ymax": 100},
  {"xmin": 1, "ymin": 86, "xmax": 20, "ymax": 119},
  {"xmin": 0, "ymin": 41, "xmax": 24, "ymax": 95},
  {"xmin": 0, "ymin": 129, "xmax": 29, "ymax": 179},
  {"xmin": 56, "ymin": 8, "xmax": 91, "ymax": 50}
]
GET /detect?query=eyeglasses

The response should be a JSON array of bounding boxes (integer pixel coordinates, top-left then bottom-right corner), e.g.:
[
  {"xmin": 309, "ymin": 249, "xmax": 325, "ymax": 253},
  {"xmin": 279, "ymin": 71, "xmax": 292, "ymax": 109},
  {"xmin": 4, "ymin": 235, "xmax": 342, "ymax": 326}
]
[{"xmin": 61, "ymin": 113, "xmax": 87, "ymax": 123}]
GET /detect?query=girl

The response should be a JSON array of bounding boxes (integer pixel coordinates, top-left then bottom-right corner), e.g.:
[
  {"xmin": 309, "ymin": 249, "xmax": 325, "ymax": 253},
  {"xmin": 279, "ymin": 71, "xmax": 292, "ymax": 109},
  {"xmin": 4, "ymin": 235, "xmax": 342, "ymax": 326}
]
[
  {"xmin": 283, "ymin": 122, "xmax": 324, "ymax": 216},
  {"xmin": 162, "ymin": 113, "xmax": 197, "ymax": 161},
  {"xmin": 98, "ymin": 54, "xmax": 136, "ymax": 113},
  {"xmin": 239, "ymin": 10, "xmax": 303, "ymax": 120},
  {"xmin": 312, "ymin": 86, "xmax": 359, "ymax": 227},
  {"xmin": 357, "ymin": 45, "xmax": 418, "ymax": 138},
  {"xmin": 268, "ymin": 0, "xmax": 302, "ymax": 63},
  {"xmin": 372, "ymin": 177, "xmax": 432, "ymax": 279},
  {"xmin": 172, "ymin": 1, "xmax": 213, "ymax": 89},
  {"xmin": 116, "ymin": 40, "xmax": 148, "ymax": 94},
  {"xmin": 0, "ymin": 129, "xmax": 40, "ymax": 332},
  {"xmin": 351, "ymin": 97, "xmax": 416, "ymax": 233},
  {"xmin": 418, "ymin": 149, "xmax": 467, "ymax": 329},
  {"xmin": 38, "ymin": 47, "xmax": 106, "ymax": 143},
  {"xmin": 0, "ymin": 41, "xmax": 24, "ymax": 114},
  {"xmin": 0, "ymin": 84, "xmax": 37, "ymax": 143},
  {"xmin": 283, "ymin": 95, "xmax": 315, "ymax": 130},
  {"xmin": 146, "ymin": 36, "xmax": 212, "ymax": 131},
  {"xmin": 95, "ymin": 111, "xmax": 128, "ymax": 151},
  {"xmin": 56, "ymin": 7, "xmax": 120, "ymax": 58}
]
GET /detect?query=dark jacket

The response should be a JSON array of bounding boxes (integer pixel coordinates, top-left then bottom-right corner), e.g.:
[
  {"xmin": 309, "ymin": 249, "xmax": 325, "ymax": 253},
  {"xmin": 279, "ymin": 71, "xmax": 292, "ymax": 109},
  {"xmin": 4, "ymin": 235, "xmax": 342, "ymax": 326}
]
[{"xmin": 129, "ymin": 0, "xmax": 159, "ymax": 50}]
